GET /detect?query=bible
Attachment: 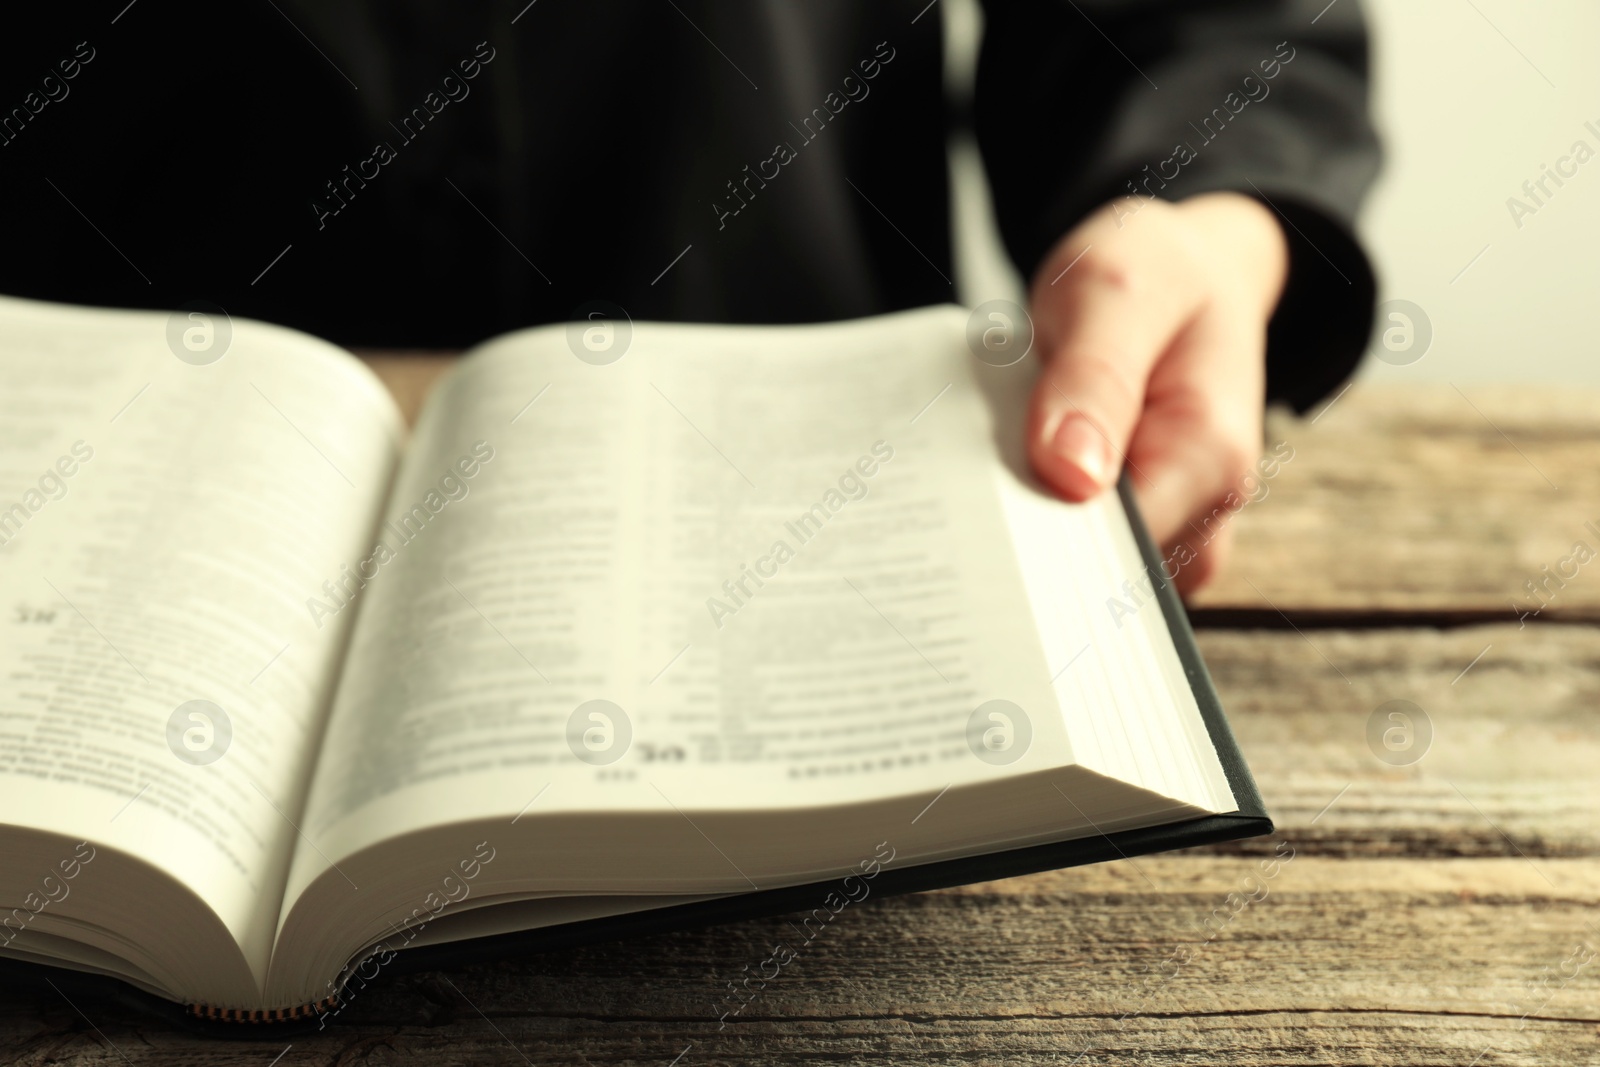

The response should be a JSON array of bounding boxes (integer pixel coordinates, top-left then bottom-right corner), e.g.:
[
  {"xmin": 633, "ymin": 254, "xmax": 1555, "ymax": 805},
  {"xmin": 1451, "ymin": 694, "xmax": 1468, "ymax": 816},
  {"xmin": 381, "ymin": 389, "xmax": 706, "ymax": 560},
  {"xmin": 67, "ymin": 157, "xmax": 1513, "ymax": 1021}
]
[{"xmin": 0, "ymin": 295, "xmax": 1270, "ymax": 1026}]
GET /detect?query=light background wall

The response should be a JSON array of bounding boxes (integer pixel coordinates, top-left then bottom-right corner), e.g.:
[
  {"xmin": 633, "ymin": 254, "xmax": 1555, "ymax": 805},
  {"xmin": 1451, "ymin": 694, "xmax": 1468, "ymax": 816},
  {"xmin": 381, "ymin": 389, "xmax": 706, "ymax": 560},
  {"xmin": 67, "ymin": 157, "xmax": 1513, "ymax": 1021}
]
[{"xmin": 945, "ymin": 0, "xmax": 1600, "ymax": 384}]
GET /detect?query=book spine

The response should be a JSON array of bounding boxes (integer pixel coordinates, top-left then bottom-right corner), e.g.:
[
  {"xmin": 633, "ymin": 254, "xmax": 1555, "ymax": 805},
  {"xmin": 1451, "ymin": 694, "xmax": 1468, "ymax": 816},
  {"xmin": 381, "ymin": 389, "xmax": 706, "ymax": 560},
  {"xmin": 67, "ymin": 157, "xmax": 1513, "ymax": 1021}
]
[{"xmin": 185, "ymin": 994, "xmax": 339, "ymax": 1024}]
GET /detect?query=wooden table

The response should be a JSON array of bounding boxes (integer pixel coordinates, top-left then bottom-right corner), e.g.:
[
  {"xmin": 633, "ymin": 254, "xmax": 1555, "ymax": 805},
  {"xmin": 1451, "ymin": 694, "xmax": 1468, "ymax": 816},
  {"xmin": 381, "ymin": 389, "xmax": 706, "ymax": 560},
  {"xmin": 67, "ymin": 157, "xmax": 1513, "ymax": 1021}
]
[{"xmin": 5, "ymin": 372, "xmax": 1598, "ymax": 1065}]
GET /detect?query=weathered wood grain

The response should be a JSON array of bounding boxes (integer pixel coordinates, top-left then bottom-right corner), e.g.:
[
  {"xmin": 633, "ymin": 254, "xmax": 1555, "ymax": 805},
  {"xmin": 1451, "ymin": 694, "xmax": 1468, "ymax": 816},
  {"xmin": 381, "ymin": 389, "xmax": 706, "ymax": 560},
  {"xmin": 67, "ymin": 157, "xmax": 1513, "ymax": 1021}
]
[
  {"xmin": 1199, "ymin": 624, "xmax": 1600, "ymax": 858},
  {"xmin": 1192, "ymin": 384, "xmax": 1600, "ymax": 620},
  {"xmin": 3, "ymin": 858, "xmax": 1595, "ymax": 1065}
]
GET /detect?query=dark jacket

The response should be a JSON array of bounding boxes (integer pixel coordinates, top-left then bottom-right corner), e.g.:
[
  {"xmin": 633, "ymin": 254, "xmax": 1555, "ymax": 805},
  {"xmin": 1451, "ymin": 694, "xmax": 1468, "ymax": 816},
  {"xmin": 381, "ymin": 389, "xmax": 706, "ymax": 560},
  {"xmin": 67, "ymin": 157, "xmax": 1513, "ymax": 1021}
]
[{"xmin": 0, "ymin": 0, "xmax": 1378, "ymax": 409}]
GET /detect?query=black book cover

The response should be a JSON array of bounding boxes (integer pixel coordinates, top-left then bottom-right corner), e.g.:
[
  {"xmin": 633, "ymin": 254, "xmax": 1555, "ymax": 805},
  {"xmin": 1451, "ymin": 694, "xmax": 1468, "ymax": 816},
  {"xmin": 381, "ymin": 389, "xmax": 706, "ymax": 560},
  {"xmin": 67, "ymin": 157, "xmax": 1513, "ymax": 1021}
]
[{"xmin": 1, "ymin": 475, "xmax": 1271, "ymax": 1032}]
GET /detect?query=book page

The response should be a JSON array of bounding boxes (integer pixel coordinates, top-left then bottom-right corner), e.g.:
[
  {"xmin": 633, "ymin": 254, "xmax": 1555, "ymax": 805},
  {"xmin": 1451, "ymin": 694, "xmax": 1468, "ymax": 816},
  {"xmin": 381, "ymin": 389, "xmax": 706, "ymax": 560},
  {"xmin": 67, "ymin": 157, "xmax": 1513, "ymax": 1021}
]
[
  {"xmin": 287, "ymin": 307, "xmax": 1073, "ymax": 900},
  {"xmin": 976, "ymin": 358, "xmax": 1237, "ymax": 814},
  {"xmin": 0, "ymin": 297, "xmax": 400, "ymax": 988}
]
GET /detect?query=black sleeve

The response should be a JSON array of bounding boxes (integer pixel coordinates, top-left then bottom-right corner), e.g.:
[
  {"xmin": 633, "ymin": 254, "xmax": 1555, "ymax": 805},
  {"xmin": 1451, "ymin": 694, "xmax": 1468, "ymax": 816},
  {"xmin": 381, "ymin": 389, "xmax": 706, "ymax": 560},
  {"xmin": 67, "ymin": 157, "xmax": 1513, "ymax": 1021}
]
[{"xmin": 974, "ymin": 0, "xmax": 1382, "ymax": 412}]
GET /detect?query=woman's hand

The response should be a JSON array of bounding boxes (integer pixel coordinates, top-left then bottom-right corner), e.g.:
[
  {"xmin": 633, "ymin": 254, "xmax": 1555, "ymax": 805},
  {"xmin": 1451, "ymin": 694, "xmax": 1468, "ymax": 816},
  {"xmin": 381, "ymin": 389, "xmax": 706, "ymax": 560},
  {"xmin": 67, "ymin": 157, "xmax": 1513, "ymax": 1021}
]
[{"xmin": 1025, "ymin": 191, "xmax": 1289, "ymax": 594}]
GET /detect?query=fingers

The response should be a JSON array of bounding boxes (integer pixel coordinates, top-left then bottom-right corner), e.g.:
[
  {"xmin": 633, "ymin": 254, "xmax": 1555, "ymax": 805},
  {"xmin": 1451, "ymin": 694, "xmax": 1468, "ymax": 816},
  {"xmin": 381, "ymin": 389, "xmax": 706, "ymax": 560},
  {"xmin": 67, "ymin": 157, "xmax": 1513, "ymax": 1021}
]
[
  {"xmin": 1133, "ymin": 420, "xmax": 1253, "ymax": 591},
  {"xmin": 1172, "ymin": 520, "xmax": 1233, "ymax": 597},
  {"xmin": 1132, "ymin": 414, "xmax": 1256, "ymax": 598},
  {"xmin": 1026, "ymin": 203, "xmax": 1209, "ymax": 502},
  {"xmin": 1021, "ymin": 192, "xmax": 1289, "ymax": 596},
  {"xmin": 1129, "ymin": 305, "xmax": 1266, "ymax": 591}
]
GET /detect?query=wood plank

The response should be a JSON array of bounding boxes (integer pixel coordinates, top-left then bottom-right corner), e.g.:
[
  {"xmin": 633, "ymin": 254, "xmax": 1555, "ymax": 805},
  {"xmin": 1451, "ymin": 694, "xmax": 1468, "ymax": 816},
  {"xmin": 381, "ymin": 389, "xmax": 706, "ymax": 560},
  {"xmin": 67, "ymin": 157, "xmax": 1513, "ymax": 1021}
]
[
  {"xmin": 1199, "ymin": 624, "xmax": 1600, "ymax": 858},
  {"xmin": 4, "ymin": 858, "xmax": 1595, "ymax": 1065},
  {"xmin": 1191, "ymin": 384, "xmax": 1600, "ymax": 620}
]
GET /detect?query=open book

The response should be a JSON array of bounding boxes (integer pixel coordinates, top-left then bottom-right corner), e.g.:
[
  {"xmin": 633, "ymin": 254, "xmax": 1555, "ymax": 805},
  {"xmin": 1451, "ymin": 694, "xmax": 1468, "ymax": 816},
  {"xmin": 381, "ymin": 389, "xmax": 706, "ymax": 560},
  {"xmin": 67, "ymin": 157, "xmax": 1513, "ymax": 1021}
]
[{"xmin": 0, "ymin": 296, "xmax": 1268, "ymax": 1024}]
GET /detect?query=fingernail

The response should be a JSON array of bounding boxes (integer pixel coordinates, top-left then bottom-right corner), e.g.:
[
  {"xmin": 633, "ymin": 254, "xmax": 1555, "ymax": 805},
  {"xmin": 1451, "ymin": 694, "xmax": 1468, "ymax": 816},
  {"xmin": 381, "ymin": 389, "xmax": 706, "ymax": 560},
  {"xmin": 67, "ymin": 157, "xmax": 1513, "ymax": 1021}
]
[{"xmin": 1050, "ymin": 415, "xmax": 1111, "ymax": 486}]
